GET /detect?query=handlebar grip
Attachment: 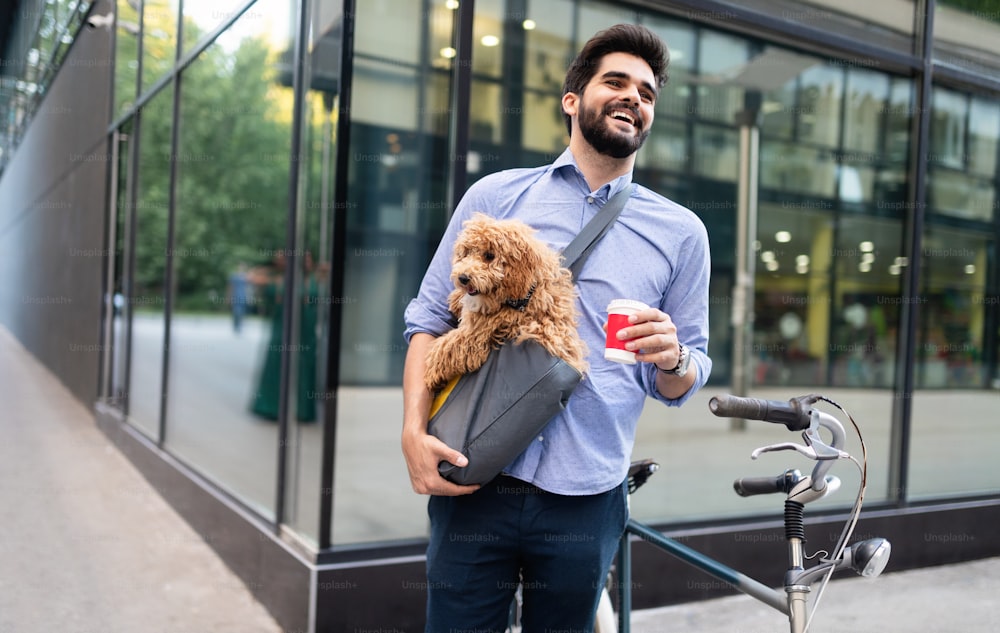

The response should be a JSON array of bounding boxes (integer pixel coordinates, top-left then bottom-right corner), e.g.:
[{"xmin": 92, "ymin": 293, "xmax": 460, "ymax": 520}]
[
  {"xmin": 733, "ymin": 469, "xmax": 803, "ymax": 497},
  {"xmin": 733, "ymin": 475, "xmax": 786, "ymax": 497},
  {"xmin": 708, "ymin": 394, "xmax": 816, "ymax": 431}
]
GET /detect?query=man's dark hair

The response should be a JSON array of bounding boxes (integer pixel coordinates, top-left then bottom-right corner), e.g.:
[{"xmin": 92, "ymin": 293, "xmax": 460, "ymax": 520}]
[{"xmin": 562, "ymin": 24, "xmax": 670, "ymax": 135}]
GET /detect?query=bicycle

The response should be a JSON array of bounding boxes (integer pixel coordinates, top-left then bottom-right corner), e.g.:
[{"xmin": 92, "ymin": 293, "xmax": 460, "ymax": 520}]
[{"xmin": 593, "ymin": 392, "xmax": 892, "ymax": 633}]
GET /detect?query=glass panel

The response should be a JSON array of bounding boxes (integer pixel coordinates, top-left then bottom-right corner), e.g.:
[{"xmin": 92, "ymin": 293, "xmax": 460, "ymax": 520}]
[
  {"xmin": 114, "ymin": 0, "xmax": 140, "ymax": 119},
  {"xmin": 928, "ymin": 88, "xmax": 997, "ymax": 222},
  {"xmin": 523, "ymin": 0, "xmax": 574, "ymax": 92},
  {"xmin": 140, "ymin": 0, "xmax": 178, "ymax": 94},
  {"xmin": 636, "ymin": 118, "xmax": 687, "ymax": 174},
  {"xmin": 646, "ymin": 16, "xmax": 694, "ymax": 126},
  {"xmin": 910, "ymin": 226, "xmax": 1000, "ymax": 499},
  {"xmin": 930, "ymin": 88, "xmax": 967, "ymax": 170},
  {"xmin": 696, "ymin": 31, "xmax": 748, "ymax": 124},
  {"xmin": 797, "ymin": 64, "xmax": 842, "ymax": 148},
  {"xmin": 693, "ymin": 125, "xmax": 738, "ymax": 182},
  {"xmin": 354, "ymin": 0, "xmax": 421, "ymax": 61},
  {"xmin": 843, "ymin": 69, "xmax": 889, "ymax": 154},
  {"xmin": 470, "ymin": 79, "xmax": 502, "ymax": 144},
  {"xmin": 761, "ymin": 72, "xmax": 797, "ymax": 140},
  {"xmin": 578, "ymin": 1, "xmax": 636, "ymax": 45},
  {"xmin": 969, "ymin": 97, "xmax": 1000, "ymax": 179},
  {"xmin": 128, "ymin": 86, "xmax": 174, "ymax": 441},
  {"xmin": 181, "ymin": 0, "xmax": 249, "ymax": 53},
  {"xmin": 166, "ymin": 0, "xmax": 295, "ymax": 520},
  {"xmin": 916, "ymin": 227, "xmax": 992, "ymax": 389},
  {"xmin": 927, "ymin": 171, "xmax": 996, "ymax": 221},
  {"xmin": 752, "ymin": 202, "xmax": 834, "ymax": 387},
  {"xmin": 935, "ymin": 1, "xmax": 1000, "ymax": 77},
  {"xmin": 521, "ymin": 91, "xmax": 566, "ymax": 152},
  {"xmin": 829, "ymin": 216, "xmax": 904, "ymax": 388},
  {"xmin": 760, "ymin": 141, "xmax": 837, "ymax": 197},
  {"xmin": 281, "ymin": 0, "xmax": 344, "ymax": 545},
  {"xmin": 630, "ymin": 388, "xmax": 894, "ymax": 522},
  {"xmin": 716, "ymin": 0, "xmax": 915, "ymax": 54},
  {"xmin": 473, "ymin": 0, "xmax": 504, "ymax": 78},
  {"xmin": 109, "ymin": 120, "xmax": 133, "ymax": 409},
  {"xmin": 333, "ymin": 0, "xmax": 455, "ymax": 545}
]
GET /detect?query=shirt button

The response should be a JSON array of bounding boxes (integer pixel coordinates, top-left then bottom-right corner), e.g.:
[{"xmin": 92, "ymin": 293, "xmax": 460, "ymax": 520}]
[
  {"xmin": 537, "ymin": 435, "xmax": 544, "ymax": 442},
  {"xmin": 587, "ymin": 196, "xmax": 594, "ymax": 204}
]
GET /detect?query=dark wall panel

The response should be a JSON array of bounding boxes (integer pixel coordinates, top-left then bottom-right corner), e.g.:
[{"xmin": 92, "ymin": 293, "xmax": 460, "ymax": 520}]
[{"xmin": 0, "ymin": 6, "xmax": 113, "ymax": 404}]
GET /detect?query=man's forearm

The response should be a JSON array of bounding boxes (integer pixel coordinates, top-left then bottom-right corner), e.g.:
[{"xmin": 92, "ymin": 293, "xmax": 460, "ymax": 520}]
[{"xmin": 402, "ymin": 333, "xmax": 436, "ymax": 437}]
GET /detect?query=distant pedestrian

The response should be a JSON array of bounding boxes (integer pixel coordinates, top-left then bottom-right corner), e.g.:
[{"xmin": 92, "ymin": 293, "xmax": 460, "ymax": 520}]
[{"xmin": 228, "ymin": 263, "xmax": 252, "ymax": 334}]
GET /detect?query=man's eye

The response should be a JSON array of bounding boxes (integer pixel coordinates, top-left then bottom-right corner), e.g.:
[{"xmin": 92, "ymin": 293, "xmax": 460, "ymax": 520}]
[{"xmin": 483, "ymin": 251, "xmax": 495, "ymax": 262}]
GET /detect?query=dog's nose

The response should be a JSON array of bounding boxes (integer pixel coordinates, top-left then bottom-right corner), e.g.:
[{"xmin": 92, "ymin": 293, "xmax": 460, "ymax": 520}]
[{"xmin": 458, "ymin": 274, "xmax": 470, "ymax": 286}]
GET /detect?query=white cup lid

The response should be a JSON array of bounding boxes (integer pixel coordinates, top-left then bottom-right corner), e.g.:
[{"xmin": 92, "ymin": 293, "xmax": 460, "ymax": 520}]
[{"xmin": 607, "ymin": 299, "xmax": 649, "ymax": 314}]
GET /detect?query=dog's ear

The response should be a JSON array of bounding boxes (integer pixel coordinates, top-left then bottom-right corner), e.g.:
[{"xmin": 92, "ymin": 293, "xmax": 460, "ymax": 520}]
[{"xmin": 462, "ymin": 212, "xmax": 494, "ymax": 232}]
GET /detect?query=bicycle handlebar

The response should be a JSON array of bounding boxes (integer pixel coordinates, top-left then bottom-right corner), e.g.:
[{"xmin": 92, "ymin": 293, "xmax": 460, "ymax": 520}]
[
  {"xmin": 711, "ymin": 394, "xmax": 851, "ymax": 500},
  {"xmin": 734, "ymin": 469, "xmax": 802, "ymax": 497},
  {"xmin": 707, "ymin": 394, "xmax": 820, "ymax": 431}
]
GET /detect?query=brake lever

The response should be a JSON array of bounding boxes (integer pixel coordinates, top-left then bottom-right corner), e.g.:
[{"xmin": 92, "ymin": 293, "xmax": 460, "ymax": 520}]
[
  {"xmin": 750, "ymin": 431, "xmax": 849, "ymax": 462},
  {"xmin": 751, "ymin": 442, "xmax": 821, "ymax": 461}
]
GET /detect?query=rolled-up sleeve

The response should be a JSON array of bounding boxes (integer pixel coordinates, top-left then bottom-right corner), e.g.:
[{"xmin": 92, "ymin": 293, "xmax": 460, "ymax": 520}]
[
  {"xmin": 644, "ymin": 220, "xmax": 713, "ymax": 406},
  {"xmin": 403, "ymin": 177, "xmax": 501, "ymax": 342}
]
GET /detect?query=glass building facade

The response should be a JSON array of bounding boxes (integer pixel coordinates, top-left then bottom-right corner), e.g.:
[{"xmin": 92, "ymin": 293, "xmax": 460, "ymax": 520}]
[{"xmin": 2, "ymin": 0, "xmax": 999, "ymax": 630}]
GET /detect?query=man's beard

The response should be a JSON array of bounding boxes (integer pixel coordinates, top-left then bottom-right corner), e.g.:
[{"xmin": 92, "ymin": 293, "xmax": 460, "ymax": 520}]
[{"xmin": 577, "ymin": 100, "xmax": 650, "ymax": 159}]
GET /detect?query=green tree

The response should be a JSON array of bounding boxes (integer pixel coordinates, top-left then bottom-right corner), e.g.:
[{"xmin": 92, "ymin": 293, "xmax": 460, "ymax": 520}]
[{"xmin": 128, "ymin": 17, "xmax": 294, "ymax": 310}]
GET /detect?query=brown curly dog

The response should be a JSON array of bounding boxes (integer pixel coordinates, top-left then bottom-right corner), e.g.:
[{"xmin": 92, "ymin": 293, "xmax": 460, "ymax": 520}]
[{"xmin": 424, "ymin": 213, "xmax": 588, "ymax": 391}]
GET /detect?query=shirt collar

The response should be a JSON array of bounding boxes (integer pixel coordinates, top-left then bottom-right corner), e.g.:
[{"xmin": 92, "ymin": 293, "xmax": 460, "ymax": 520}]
[{"xmin": 550, "ymin": 147, "xmax": 634, "ymax": 201}]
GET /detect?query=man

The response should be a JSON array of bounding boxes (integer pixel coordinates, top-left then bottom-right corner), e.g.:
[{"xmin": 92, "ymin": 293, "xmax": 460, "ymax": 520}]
[{"xmin": 402, "ymin": 24, "xmax": 712, "ymax": 631}]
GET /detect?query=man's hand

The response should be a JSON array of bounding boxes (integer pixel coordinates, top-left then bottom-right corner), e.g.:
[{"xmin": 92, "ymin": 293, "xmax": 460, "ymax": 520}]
[
  {"xmin": 401, "ymin": 430, "xmax": 480, "ymax": 496},
  {"xmin": 614, "ymin": 307, "xmax": 680, "ymax": 368},
  {"xmin": 611, "ymin": 307, "xmax": 697, "ymax": 399}
]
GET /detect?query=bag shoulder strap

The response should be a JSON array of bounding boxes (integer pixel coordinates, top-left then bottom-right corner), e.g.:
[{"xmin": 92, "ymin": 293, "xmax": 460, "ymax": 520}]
[{"xmin": 561, "ymin": 183, "xmax": 635, "ymax": 281}]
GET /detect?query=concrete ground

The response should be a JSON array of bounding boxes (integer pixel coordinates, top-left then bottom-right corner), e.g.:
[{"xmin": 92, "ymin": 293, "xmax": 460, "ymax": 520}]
[
  {"xmin": 629, "ymin": 554, "xmax": 1000, "ymax": 632},
  {"xmin": 0, "ymin": 326, "xmax": 283, "ymax": 633}
]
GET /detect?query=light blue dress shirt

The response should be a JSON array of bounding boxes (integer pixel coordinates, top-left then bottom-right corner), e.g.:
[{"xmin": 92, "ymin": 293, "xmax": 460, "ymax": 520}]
[{"xmin": 404, "ymin": 148, "xmax": 712, "ymax": 495}]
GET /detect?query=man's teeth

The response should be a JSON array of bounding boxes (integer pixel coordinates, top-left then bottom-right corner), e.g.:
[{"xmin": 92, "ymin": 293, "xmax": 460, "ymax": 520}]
[{"xmin": 611, "ymin": 111, "xmax": 634, "ymax": 125}]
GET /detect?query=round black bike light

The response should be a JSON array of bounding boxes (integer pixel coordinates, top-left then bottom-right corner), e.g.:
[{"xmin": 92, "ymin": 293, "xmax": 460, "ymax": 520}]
[{"xmin": 852, "ymin": 538, "xmax": 891, "ymax": 578}]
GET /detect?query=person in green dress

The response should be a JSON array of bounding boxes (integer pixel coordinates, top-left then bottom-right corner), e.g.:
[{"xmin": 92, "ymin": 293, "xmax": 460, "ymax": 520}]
[{"xmin": 250, "ymin": 252, "xmax": 319, "ymax": 422}]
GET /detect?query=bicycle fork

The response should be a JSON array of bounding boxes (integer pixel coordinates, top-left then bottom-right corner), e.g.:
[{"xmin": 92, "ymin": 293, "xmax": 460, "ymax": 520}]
[{"xmin": 784, "ymin": 499, "xmax": 810, "ymax": 633}]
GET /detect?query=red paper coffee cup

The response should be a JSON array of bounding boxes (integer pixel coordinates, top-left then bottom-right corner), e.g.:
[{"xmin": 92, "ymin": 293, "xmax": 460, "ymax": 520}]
[{"xmin": 605, "ymin": 299, "xmax": 649, "ymax": 364}]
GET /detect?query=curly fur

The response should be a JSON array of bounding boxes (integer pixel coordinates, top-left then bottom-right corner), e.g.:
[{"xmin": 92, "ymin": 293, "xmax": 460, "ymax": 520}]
[{"xmin": 424, "ymin": 213, "xmax": 588, "ymax": 390}]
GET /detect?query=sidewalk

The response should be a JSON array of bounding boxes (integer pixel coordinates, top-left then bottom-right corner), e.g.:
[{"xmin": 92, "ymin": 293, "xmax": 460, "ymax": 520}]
[
  {"xmin": 630, "ymin": 554, "xmax": 1000, "ymax": 632},
  {"xmin": 0, "ymin": 326, "xmax": 282, "ymax": 633}
]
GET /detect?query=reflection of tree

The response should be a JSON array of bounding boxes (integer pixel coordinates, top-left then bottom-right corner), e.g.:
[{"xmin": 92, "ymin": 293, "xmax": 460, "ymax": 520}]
[
  {"xmin": 939, "ymin": 0, "xmax": 1000, "ymax": 19},
  {"xmin": 132, "ymin": 16, "xmax": 293, "ymax": 310}
]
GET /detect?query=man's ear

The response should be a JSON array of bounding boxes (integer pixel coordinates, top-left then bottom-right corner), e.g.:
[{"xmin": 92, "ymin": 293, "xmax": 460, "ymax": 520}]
[{"xmin": 561, "ymin": 91, "xmax": 579, "ymax": 118}]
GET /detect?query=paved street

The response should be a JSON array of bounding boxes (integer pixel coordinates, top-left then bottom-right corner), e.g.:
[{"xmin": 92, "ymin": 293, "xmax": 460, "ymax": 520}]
[{"xmin": 0, "ymin": 326, "xmax": 283, "ymax": 633}]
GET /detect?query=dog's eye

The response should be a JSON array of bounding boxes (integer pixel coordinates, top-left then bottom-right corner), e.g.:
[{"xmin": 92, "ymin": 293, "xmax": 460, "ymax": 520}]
[{"xmin": 483, "ymin": 251, "xmax": 495, "ymax": 262}]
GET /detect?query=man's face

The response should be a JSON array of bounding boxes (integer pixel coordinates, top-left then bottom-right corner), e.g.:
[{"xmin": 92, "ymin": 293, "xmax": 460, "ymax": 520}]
[{"xmin": 568, "ymin": 52, "xmax": 657, "ymax": 159}]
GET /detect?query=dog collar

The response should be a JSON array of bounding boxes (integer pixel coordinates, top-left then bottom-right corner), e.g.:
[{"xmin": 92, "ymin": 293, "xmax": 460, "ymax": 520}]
[{"xmin": 504, "ymin": 285, "xmax": 536, "ymax": 312}]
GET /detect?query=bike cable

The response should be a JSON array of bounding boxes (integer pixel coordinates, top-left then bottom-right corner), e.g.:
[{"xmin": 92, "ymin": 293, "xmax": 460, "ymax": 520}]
[{"xmin": 803, "ymin": 396, "xmax": 869, "ymax": 633}]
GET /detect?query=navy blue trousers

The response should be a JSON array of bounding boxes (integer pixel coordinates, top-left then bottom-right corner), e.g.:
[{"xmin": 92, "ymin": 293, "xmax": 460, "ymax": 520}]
[{"xmin": 425, "ymin": 475, "xmax": 627, "ymax": 633}]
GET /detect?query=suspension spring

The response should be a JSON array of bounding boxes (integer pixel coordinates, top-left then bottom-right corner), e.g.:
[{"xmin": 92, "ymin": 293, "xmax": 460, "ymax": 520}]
[{"xmin": 785, "ymin": 500, "xmax": 805, "ymax": 541}]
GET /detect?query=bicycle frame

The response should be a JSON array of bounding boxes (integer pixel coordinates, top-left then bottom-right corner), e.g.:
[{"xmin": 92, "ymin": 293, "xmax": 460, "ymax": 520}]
[
  {"xmin": 614, "ymin": 519, "xmax": 789, "ymax": 633},
  {"xmin": 612, "ymin": 402, "xmax": 890, "ymax": 633}
]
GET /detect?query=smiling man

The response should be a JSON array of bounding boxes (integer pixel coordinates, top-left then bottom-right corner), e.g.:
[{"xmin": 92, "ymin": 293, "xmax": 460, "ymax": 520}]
[{"xmin": 403, "ymin": 24, "xmax": 712, "ymax": 632}]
